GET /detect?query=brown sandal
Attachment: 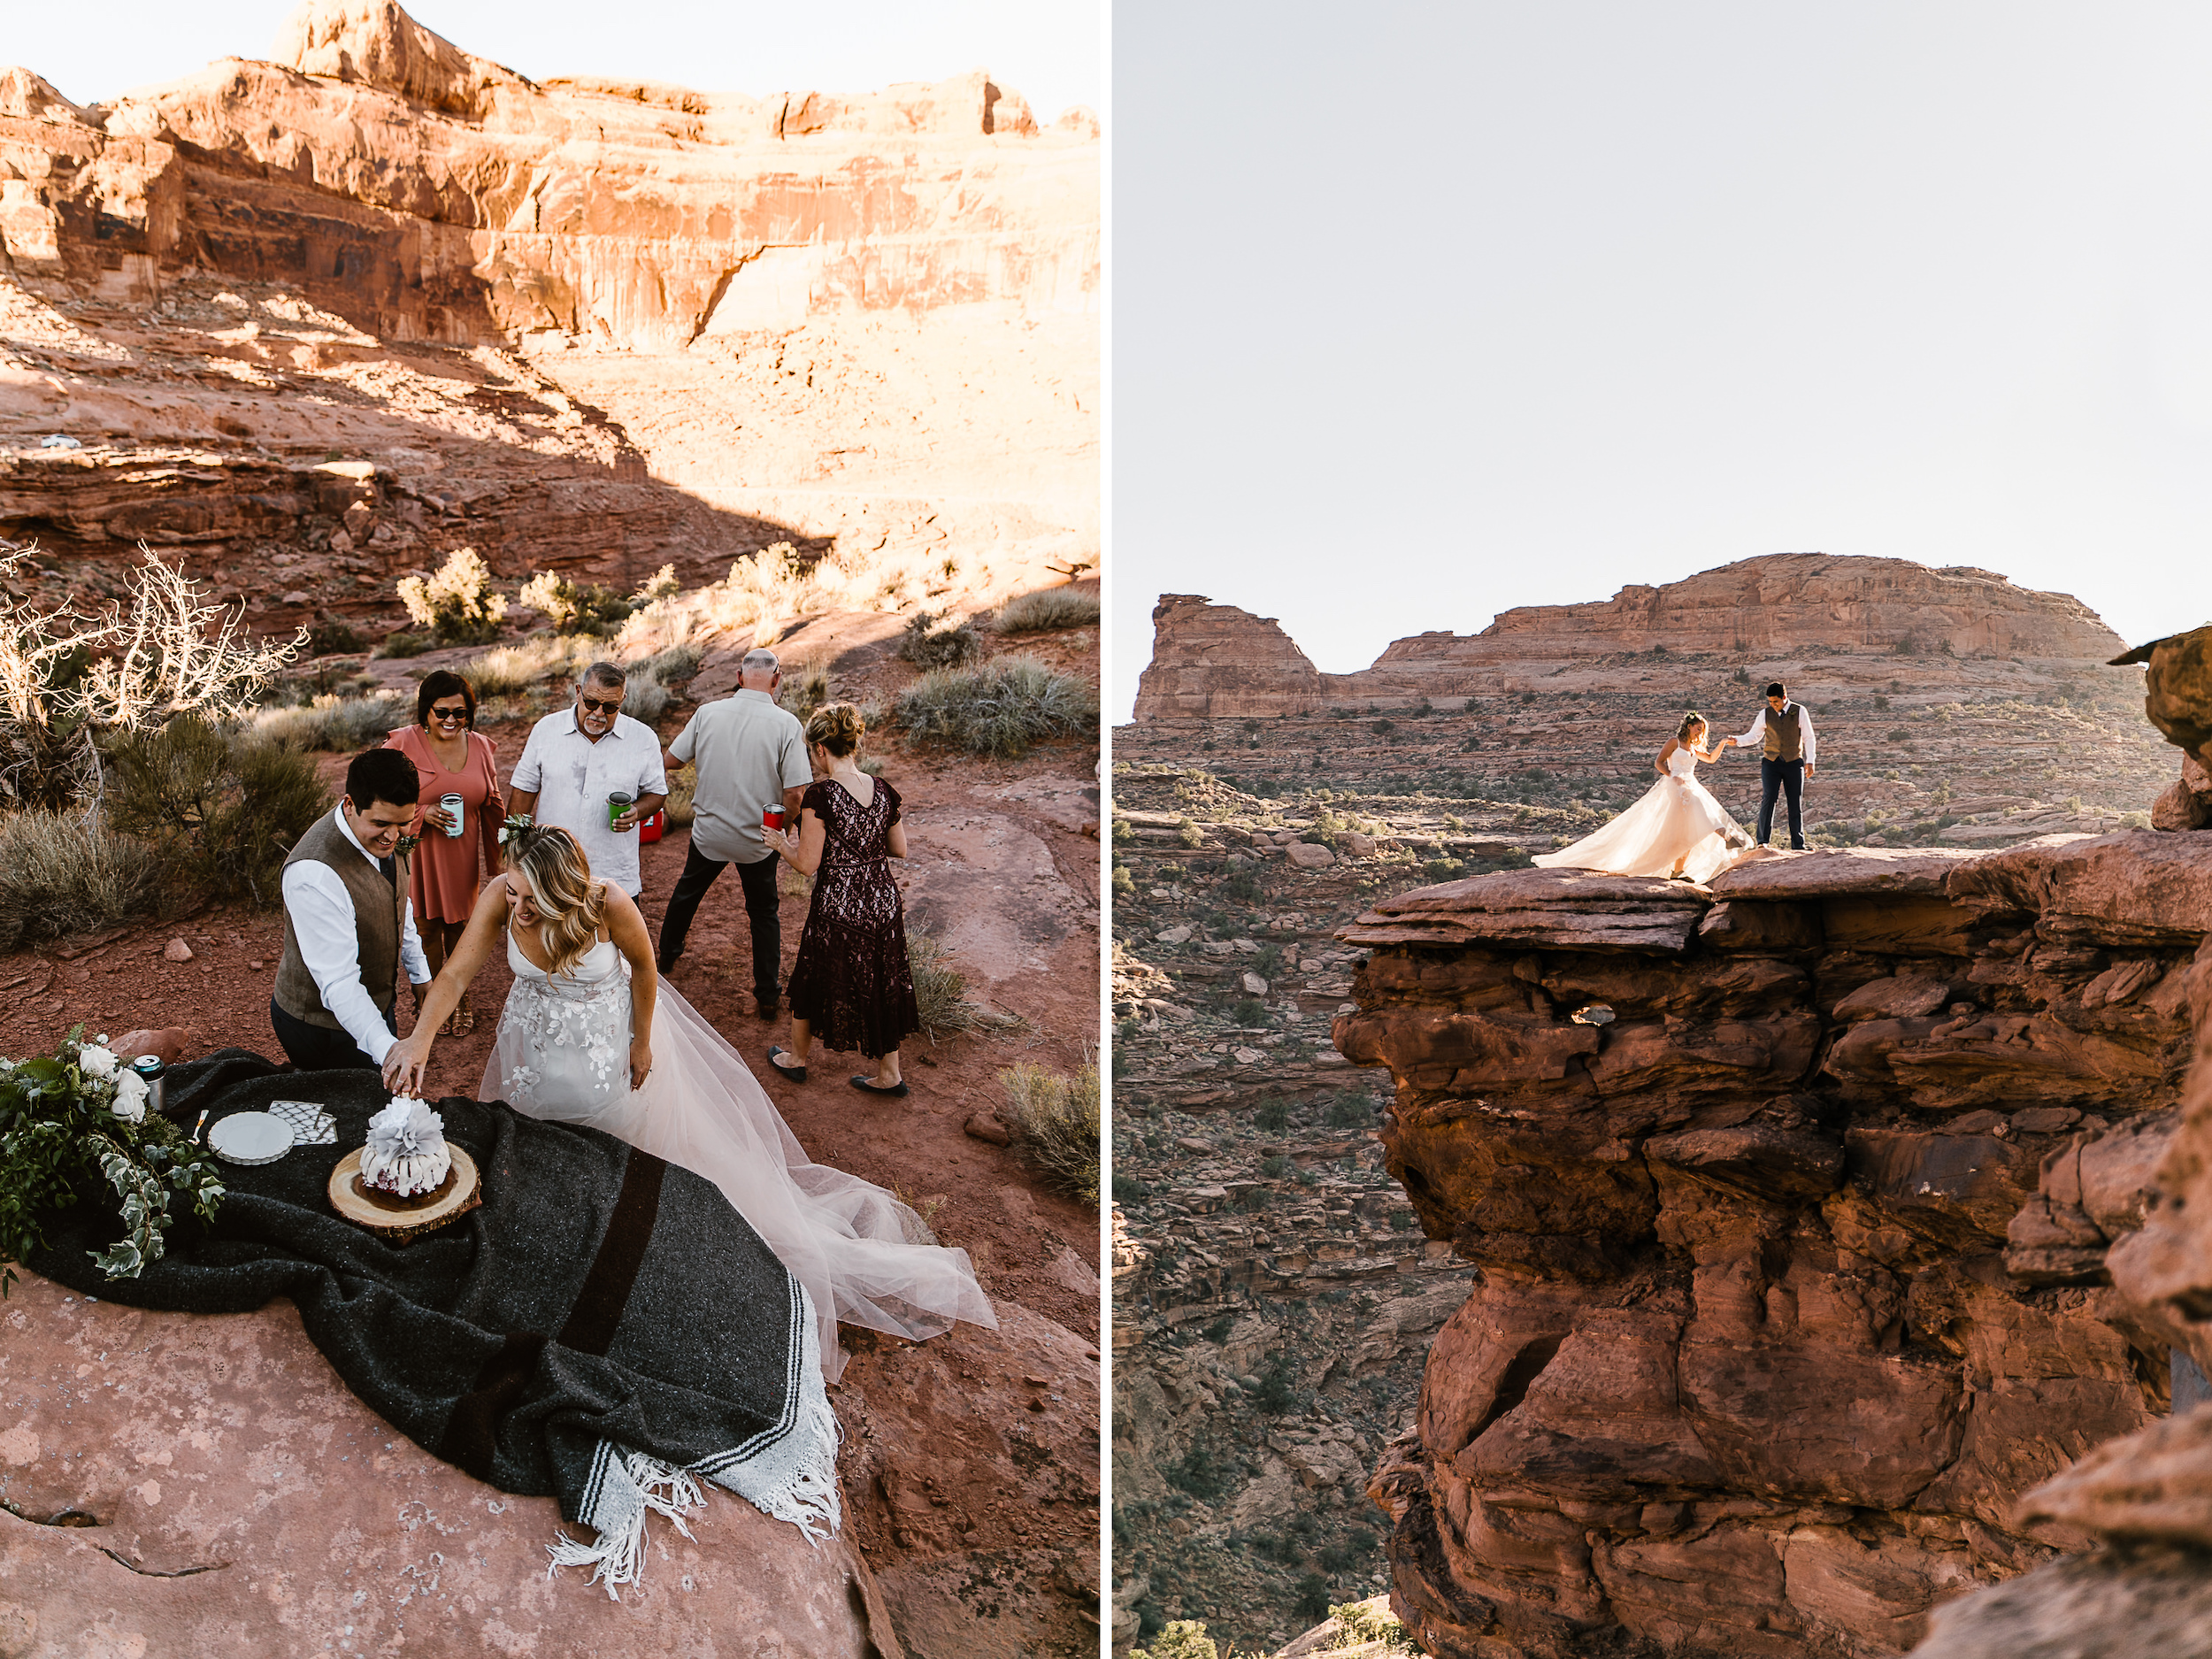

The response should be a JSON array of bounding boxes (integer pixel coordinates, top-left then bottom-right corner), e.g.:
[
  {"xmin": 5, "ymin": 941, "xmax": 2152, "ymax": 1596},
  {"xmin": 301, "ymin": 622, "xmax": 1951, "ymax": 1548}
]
[{"xmin": 455, "ymin": 1004, "xmax": 476, "ymax": 1037}]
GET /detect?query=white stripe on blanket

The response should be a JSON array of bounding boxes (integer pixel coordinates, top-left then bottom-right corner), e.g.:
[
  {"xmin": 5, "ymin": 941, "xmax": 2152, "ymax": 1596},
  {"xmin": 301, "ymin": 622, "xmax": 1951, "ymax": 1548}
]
[{"xmin": 546, "ymin": 1281, "xmax": 841, "ymax": 1598}]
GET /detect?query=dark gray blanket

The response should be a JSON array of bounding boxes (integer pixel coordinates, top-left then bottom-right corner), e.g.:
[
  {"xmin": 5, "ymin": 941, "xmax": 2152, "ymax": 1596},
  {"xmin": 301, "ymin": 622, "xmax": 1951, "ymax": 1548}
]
[{"xmin": 27, "ymin": 1050, "xmax": 838, "ymax": 1586}]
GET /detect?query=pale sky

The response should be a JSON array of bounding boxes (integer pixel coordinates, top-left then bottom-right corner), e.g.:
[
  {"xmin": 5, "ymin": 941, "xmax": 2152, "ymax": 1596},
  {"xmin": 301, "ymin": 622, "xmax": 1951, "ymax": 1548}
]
[
  {"xmin": 1111, "ymin": 2, "xmax": 2212, "ymax": 721},
  {"xmin": 8, "ymin": 0, "xmax": 1101, "ymax": 126}
]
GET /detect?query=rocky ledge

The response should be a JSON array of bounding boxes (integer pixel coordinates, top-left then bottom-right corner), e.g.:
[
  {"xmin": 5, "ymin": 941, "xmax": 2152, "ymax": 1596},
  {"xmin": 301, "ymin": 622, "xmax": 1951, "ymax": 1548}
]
[{"xmin": 1333, "ymin": 830, "xmax": 2212, "ymax": 1657}]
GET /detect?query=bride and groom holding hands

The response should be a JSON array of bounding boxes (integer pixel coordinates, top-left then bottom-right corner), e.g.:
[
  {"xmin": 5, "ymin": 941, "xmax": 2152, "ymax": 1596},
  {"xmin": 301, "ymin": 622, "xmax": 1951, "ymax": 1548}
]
[{"xmin": 1534, "ymin": 680, "xmax": 1818, "ymax": 884}]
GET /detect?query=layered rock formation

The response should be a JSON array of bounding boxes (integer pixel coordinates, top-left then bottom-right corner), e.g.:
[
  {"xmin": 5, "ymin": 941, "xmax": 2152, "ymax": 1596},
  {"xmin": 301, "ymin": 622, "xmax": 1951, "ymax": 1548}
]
[
  {"xmin": 1133, "ymin": 557, "xmax": 2130, "ymax": 720},
  {"xmin": 0, "ymin": 0, "xmax": 1097, "ymax": 633},
  {"xmin": 1333, "ymin": 832, "xmax": 2212, "ymax": 1656},
  {"xmin": 3, "ymin": 1, "xmax": 1093, "ymax": 349}
]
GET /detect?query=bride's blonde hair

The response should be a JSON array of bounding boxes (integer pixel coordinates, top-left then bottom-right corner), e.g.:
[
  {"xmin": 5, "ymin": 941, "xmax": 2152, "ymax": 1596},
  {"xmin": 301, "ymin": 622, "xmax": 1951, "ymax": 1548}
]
[
  {"xmin": 1677, "ymin": 710, "xmax": 1706, "ymax": 741},
  {"xmin": 503, "ymin": 825, "xmax": 608, "ymax": 978}
]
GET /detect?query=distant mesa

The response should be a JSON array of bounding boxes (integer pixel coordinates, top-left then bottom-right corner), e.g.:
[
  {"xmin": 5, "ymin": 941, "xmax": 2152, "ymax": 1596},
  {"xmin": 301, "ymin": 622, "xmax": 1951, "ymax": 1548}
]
[{"xmin": 1131, "ymin": 554, "xmax": 2130, "ymax": 721}]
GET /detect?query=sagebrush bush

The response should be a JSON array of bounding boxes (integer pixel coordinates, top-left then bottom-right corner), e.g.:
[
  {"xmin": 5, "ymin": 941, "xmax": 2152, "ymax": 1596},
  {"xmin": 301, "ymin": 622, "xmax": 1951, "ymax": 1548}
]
[
  {"xmin": 992, "ymin": 586, "xmax": 1100, "ymax": 633},
  {"xmin": 892, "ymin": 657, "xmax": 1095, "ymax": 759},
  {"xmin": 0, "ymin": 810, "xmax": 164, "ymax": 950},
  {"xmin": 250, "ymin": 693, "xmax": 405, "ymax": 751},
  {"xmin": 518, "ymin": 570, "xmax": 634, "ymax": 637},
  {"xmin": 396, "ymin": 548, "xmax": 507, "ymax": 645},
  {"xmin": 103, "ymin": 716, "xmax": 332, "ymax": 906},
  {"xmin": 907, "ymin": 927, "xmax": 983, "ymax": 1044},
  {"xmin": 776, "ymin": 660, "xmax": 833, "ymax": 721},
  {"xmin": 999, "ymin": 1061, "xmax": 1100, "ymax": 1204},
  {"xmin": 458, "ymin": 634, "xmax": 596, "ymax": 698},
  {"xmin": 899, "ymin": 611, "xmax": 984, "ymax": 670},
  {"xmin": 631, "ymin": 641, "xmax": 703, "ymax": 686},
  {"xmin": 621, "ymin": 671, "xmax": 671, "ymax": 723}
]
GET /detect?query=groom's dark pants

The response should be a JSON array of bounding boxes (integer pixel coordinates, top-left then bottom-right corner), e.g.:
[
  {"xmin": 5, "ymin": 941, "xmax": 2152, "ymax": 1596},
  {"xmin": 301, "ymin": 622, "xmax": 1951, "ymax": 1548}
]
[
  {"xmin": 1758, "ymin": 758, "xmax": 1807, "ymax": 849},
  {"xmin": 269, "ymin": 997, "xmax": 386, "ymax": 1071},
  {"xmin": 656, "ymin": 845, "xmax": 781, "ymax": 1002}
]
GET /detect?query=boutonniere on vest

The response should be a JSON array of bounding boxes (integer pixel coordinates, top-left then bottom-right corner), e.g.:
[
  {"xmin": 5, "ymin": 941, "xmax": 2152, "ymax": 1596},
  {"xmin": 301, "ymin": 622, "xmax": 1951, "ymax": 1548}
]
[{"xmin": 393, "ymin": 833, "xmax": 421, "ymax": 860}]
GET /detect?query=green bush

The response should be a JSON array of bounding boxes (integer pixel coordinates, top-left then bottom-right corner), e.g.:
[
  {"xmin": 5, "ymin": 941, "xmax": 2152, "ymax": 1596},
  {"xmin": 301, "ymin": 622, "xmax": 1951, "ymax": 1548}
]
[
  {"xmin": 1233, "ymin": 997, "xmax": 1269, "ymax": 1025},
  {"xmin": 1132, "ymin": 1620, "xmax": 1219, "ymax": 1659},
  {"xmin": 1325, "ymin": 1092, "xmax": 1373, "ymax": 1129},
  {"xmin": 1255, "ymin": 1098, "xmax": 1291, "ymax": 1133},
  {"xmin": 396, "ymin": 548, "xmax": 507, "ymax": 645},
  {"xmin": 775, "ymin": 660, "xmax": 833, "ymax": 721},
  {"xmin": 899, "ymin": 611, "xmax": 985, "ymax": 670},
  {"xmin": 0, "ymin": 810, "xmax": 164, "ymax": 950},
  {"xmin": 518, "ymin": 569, "xmax": 634, "ymax": 636},
  {"xmin": 1294, "ymin": 1574, "xmax": 1333, "ymax": 1621},
  {"xmin": 1111, "ymin": 1171, "xmax": 1152, "ymax": 1202},
  {"xmin": 999, "ymin": 1061, "xmax": 1100, "ymax": 1205},
  {"xmin": 250, "ymin": 694, "xmax": 405, "ymax": 752},
  {"xmin": 103, "ymin": 716, "xmax": 332, "ymax": 907},
  {"xmin": 305, "ymin": 619, "xmax": 367, "ymax": 656},
  {"xmin": 892, "ymin": 656, "xmax": 1095, "ymax": 759},
  {"xmin": 992, "ymin": 586, "xmax": 1101, "ymax": 633},
  {"xmin": 907, "ymin": 927, "xmax": 984, "ymax": 1043},
  {"xmin": 1112, "ymin": 864, "xmax": 1136, "ymax": 901},
  {"xmin": 373, "ymin": 630, "xmax": 435, "ymax": 660}
]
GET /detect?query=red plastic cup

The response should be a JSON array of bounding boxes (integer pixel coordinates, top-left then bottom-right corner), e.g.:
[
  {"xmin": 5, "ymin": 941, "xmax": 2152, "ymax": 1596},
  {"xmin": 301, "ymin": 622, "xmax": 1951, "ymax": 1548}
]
[{"xmin": 763, "ymin": 807, "xmax": 786, "ymax": 833}]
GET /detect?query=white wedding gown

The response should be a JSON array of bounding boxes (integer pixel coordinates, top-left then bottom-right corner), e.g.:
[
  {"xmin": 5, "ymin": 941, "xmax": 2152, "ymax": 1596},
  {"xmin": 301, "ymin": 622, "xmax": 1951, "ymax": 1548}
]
[
  {"xmin": 1532, "ymin": 744, "xmax": 1755, "ymax": 885},
  {"xmin": 484, "ymin": 930, "xmax": 996, "ymax": 1385}
]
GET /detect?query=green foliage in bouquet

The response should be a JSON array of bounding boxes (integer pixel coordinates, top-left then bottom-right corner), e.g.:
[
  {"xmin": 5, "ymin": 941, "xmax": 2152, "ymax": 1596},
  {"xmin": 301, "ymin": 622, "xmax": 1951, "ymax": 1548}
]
[{"xmin": 0, "ymin": 1029, "xmax": 225, "ymax": 1293}]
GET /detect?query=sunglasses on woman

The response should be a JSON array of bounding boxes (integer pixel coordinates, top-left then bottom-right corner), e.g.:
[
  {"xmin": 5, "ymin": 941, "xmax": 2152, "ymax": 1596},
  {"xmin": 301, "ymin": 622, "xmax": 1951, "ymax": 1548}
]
[{"xmin": 429, "ymin": 704, "xmax": 470, "ymax": 725}]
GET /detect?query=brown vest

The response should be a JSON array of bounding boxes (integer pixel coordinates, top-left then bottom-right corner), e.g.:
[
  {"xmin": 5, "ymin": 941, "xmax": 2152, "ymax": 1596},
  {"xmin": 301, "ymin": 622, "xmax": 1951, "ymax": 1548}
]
[
  {"xmin": 1763, "ymin": 703, "xmax": 1804, "ymax": 762},
  {"xmin": 274, "ymin": 811, "xmax": 409, "ymax": 1030}
]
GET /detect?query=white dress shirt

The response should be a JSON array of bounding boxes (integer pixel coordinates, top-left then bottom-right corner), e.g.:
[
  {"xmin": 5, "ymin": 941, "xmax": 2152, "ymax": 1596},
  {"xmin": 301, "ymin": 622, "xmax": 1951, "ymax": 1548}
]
[
  {"xmin": 1730, "ymin": 703, "xmax": 1817, "ymax": 768},
  {"xmin": 279, "ymin": 808, "xmax": 432, "ymax": 1065},
  {"xmin": 510, "ymin": 708, "xmax": 669, "ymax": 896}
]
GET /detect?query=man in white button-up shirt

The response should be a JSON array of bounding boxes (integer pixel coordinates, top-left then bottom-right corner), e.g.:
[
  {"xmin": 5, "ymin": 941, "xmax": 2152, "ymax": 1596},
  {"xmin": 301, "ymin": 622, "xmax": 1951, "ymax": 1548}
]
[
  {"xmin": 273, "ymin": 749, "xmax": 434, "ymax": 1071},
  {"xmin": 506, "ymin": 662, "xmax": 668, "ymax": 898},
  {"xmin": 1723, "ymin": 680, "xmax": 1817, "ymax": 850}
]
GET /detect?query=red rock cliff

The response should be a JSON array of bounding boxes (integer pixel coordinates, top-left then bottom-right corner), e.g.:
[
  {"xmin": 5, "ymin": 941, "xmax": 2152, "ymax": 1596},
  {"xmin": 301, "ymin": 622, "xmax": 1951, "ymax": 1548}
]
[{"xmin": 1333, "ymin": 833, "xmax": 2212, "ymax": 1656}]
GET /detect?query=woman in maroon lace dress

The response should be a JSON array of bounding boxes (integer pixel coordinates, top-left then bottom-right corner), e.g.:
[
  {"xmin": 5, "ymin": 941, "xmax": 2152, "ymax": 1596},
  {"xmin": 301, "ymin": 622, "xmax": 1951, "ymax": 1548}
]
[{"xmin": 763, "ymin": 703, "xmax": 920, "ymax": 1096}]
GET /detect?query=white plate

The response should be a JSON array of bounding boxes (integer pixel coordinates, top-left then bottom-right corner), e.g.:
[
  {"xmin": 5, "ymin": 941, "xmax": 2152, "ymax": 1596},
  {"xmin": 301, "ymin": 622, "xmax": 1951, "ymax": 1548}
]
[{"xmin": 208, "ymin": 1111, "xmax": 295, "ymax": 1165}]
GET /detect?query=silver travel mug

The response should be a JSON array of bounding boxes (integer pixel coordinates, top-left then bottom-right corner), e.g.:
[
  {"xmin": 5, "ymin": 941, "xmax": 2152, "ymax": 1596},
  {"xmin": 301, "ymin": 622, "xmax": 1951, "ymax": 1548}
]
[{"xmin": 440, "ymin": 792, "xmax": 465, "ymax": 837}]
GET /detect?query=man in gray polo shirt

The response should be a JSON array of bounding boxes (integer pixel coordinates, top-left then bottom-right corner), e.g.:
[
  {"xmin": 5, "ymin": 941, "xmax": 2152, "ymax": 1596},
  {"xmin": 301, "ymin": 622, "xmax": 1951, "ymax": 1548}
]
[{"xmin": 656, "ymin": 649, "xmax": 812, "ymax": 1017}]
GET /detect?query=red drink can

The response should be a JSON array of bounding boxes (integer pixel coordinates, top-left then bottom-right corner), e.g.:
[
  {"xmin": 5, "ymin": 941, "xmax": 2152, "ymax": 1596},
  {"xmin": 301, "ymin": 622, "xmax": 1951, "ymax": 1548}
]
[{"xmin": 763, "ymin": 807, "xmax": 786, "ymax": 833}]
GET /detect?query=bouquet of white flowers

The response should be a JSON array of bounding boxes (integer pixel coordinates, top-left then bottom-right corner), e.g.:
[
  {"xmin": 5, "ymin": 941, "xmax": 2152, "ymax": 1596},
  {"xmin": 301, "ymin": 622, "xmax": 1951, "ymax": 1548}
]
[{"xmin": 0, "ymin": 1027, "xmax": 226, "ymax": 1288}]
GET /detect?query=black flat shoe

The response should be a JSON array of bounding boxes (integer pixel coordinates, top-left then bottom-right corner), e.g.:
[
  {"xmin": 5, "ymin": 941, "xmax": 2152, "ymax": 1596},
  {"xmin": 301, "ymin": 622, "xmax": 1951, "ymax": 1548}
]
[
  {"xmin": 849, "ymin": 1075, "xmax": 909, "ymax": 1098},
  {"xmin": 767, "ymin": 1046, "xmax": 807, "ymax": 1083}
]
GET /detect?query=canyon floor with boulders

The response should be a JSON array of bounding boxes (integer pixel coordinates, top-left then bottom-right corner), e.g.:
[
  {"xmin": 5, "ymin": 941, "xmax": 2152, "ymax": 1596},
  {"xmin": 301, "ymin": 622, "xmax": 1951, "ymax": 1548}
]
[{"xmin": 1112, "ymin": 559, "xmax": 2212, "ymax": 1656}]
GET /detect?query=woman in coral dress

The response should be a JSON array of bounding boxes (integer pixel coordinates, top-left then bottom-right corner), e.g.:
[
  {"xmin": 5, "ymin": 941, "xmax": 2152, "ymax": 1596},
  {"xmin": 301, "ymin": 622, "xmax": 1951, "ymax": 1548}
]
[
  {"xmin": 763, "ymin": 703, "xmax": 921, "ymax": 1097},
  {"xmin": 383, "ymin": 669, "xmax": 503, "ymax": 1033},
  {"xmin": 1533, "ymin": 711, "xmax": 1760, "ymax": 884}
]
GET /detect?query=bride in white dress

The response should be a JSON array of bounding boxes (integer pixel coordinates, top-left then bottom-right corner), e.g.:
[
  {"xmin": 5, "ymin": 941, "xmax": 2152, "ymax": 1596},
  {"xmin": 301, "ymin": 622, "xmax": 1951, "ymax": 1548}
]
[
  {"xmin": 380, "ymin": 823, "xmax": 995, "ymax": 1385},
  {"xmin": 1532, "ymin": 711, "xmax": 1759, "ymax": 884}
]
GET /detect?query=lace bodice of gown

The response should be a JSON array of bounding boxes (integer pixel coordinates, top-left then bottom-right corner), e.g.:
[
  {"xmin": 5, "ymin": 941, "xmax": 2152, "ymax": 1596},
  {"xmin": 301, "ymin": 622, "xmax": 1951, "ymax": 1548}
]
[{"xmin": 495, "ymin": 931, "xmax": 632, "ymax": 1116}]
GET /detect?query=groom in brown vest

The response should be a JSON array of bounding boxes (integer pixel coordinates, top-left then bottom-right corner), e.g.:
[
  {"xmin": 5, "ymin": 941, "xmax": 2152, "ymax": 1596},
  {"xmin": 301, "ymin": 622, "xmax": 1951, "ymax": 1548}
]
[
  {"xmin": 1724, "ymin": 680, "xmax": 1818, "ymax": 850},
  {"xmin": 272, "ymin": 749, "xmax": 434, "ymax": 1071}
]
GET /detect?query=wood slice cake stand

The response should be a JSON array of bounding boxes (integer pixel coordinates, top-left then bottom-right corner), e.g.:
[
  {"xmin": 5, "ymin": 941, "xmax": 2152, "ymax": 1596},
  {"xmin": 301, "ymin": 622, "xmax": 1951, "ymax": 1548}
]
[{"xmin": 327, "ymin": 1146, "xmax": 481, "ymax": 1242}]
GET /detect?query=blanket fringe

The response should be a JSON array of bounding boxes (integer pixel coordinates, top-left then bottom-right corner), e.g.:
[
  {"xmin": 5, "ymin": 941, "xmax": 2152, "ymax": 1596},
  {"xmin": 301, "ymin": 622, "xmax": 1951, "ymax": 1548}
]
[
  {"xmin": 546, "ymin": 1448, "xmax": 704, "ymax": 1601},
  {"xmin": 723, "ymin": 1386, "xmax": 841, "ymax": 1543}
]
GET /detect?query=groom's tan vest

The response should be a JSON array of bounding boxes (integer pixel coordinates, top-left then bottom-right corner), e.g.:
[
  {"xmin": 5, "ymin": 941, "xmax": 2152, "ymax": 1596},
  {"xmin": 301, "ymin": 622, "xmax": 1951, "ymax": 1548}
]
[
  {"xmin": 274, "ymin": 811, "xmax": 409, "ymax": 1030},
  {"xmin": 1763, "ymin": 703, "xmax": 1805, "ymax": 762}
]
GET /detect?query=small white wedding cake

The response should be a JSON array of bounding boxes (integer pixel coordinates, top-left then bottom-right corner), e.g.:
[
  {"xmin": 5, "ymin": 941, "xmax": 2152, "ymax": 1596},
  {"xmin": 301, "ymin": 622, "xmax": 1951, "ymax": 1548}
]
[{"xmin": 361, "ymin": 1095, "xmax": 452, "ymax": 1196}]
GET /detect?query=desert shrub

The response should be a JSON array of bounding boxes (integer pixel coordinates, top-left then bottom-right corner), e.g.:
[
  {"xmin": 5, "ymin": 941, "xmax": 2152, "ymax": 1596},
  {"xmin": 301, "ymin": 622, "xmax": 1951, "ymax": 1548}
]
[
  {"xmin": 1219, "ymin": 863, "xmax": 1265, "ymax": 902},
  {"xmin": 1233, "ymin": 996, "xmax": 1269, "ymax": 1025},
  {"xmin": 396, "ymin": 548, "xmax": 508, "ymax": 645},
  {"xmin": 1326, "ymin": 1091, "xmax": 1374, "ymax": 1129},
  {"xmin": 663, "ymin": 770, "xmax": 697, "ymax": 829},
  {"xmin": 999, "ymin": 1061, "xmax": 1100, "ymax": 1204},
  {"xmin": 518, "ymin": 570, "xmax": 635, "ymax": 637},
  {"xmin": 373, "ymin": 630, "xmax": 435, "ymax": 660},
  {"xmin": 1329, "ymin": 1601, "xmax": 1413, "ymax": 1650},
  {"xmin": 460, "ymin": 634, "xmax": 596, "ymax": 699},
  {"xmin": 1111, "ymin": 864, "xmax": 1135, "ymax": 901},
  {"xmin": 621, "ymin": 671, "xmax": 670, "ymax": 723},
  {"xmin": 907, "ymin": 927, "xmax": 984, "ymax": 1043},
  {"xmin": 0, "ymin": 541, "xmax": 302, "ymax": 812},
  {"xmin": 1111, "ymin": 1171, "xmax": 1152, "ymax": 1203},
  {"xmin": 776, "ymin": 660, "xmax": 833, "ymax": 721},
  {"xmin": 1260, "ymin": 1154, "xmax": 1292, "ymax": 1179},
  {"xmin": 250, "ymin": 693, "xmax": 405, "ymax": 752},
  {"xmin": 306, "ymin": 619, "xmax": 366, "ymax": 656},
  {"xmin": 1253, "ymin": 1356, "xmax": 1300, "ymax": 1415},
  {"xmin": 631, "ymin": 641, "xmax": 703, "ymax": 686},
  {"xmin": 0, "ymin": 810, "xmax": 165, "ymax": 950},
  {"xmin": 103, "ymin": 716, "xmax": 331, "ymax": 907},
  {"xmin": 892, "ymin": 657, "xmax": 1094, "ymax": 759},
  {"xmin": 1255, "ymin": 1098, "xmax": 1291, "ymax": 1133},
  {"xmin": 1294, "ymin": 1575, "xmax": 1333, "ymax": 1622},
  {"xmin": 1132, "ymin": 1619, "xmax": 1219, "ymax": 1659},
  {"xmin": 1175, "ymin": 818, "xmax": 1204, "ymax": 849},
  {"xmin": 992, "ymin": 586, "xmax": 1101, "ymax": 633},
  {"xmin": 1165, "ymin": 1443, "xmax": 1231, "ymax": 1501},
  {"xmin": 900, "ymin": 611, "xmax": 985, "ymax": 670}
]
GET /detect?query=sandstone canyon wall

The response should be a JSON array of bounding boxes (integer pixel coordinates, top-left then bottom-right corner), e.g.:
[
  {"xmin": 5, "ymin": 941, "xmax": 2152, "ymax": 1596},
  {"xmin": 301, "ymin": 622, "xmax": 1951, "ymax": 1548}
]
[
  {"xmin": 0, "ymin": 0, "xmax": 1097, "ymax": 632},
  {"xmin": 1134, "ymin": 557, "xmax": 2129, "ymax": 721},
  {"xmin": 1333, "ymin": 830, "xmax": 2212, "ymax": 1656}
]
